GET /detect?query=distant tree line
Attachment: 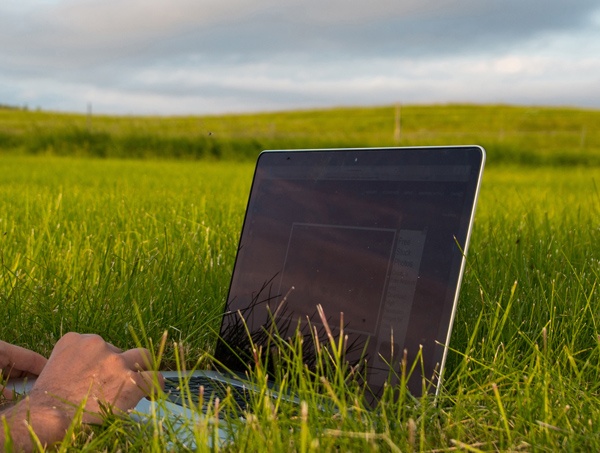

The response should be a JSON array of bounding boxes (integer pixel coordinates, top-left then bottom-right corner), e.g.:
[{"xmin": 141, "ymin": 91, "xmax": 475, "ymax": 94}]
[{"xmin": 0, "ymin": 103, "xmax": 43, "ymax": 111}]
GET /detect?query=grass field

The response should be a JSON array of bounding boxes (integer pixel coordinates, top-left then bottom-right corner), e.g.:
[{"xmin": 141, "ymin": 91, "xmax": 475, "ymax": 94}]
[
  {"xmin": 1, "ymin": 104, "xmax": 599, "ymax": 451},
  {"xmin": 1, "ymin": 104, "xmax": 600, "ymax": 165}
]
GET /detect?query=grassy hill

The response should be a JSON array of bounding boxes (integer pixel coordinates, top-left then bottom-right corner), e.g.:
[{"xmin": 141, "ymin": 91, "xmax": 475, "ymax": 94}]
[
  {"xmin": 1, "ymin": 103, "xmax": 599, "ymax": 450},
  {"xmin": 1, "ymin": 104, "xmax": 599, "ymax": 165}
]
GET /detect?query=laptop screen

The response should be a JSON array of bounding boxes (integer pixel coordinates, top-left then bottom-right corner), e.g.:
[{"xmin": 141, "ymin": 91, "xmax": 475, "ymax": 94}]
[{"xmin": 216, "ymin": 146, "xmax": 485, "ymax": 397}]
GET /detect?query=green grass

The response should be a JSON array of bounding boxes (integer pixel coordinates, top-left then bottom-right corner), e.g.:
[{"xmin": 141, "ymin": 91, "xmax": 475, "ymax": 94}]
[
  {"xmin": 0, "ymin": 156, "xmax": 251, "ymax": 362},
  {"xmin": 1, "ymin": 104, "xmax": 600, "ymax": 165},
  {"xmin": 0, "ymin": 139, "xmax": 599, "ymax": 449},
  {"xmin": 0, "ymin": 99, "xmax": 600, "ymax": 451}
]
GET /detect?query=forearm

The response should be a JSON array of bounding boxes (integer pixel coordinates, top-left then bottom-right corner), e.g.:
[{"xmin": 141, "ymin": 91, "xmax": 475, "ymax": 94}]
[{"xmin": 0, "ymin": 397, "xmax": 70, "ymax": 452}]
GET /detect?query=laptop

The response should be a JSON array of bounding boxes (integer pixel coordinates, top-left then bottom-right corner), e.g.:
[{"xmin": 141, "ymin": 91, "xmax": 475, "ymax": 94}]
[{"xmin": 10, "ymin": 146, "xmax": 485, "ymax": 437}]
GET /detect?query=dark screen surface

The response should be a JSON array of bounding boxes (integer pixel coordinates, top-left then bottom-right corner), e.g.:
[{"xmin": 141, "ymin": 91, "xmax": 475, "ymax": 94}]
[{"xmin": 215, "ymin": 146, "xmax": 485, "ymax": 398}]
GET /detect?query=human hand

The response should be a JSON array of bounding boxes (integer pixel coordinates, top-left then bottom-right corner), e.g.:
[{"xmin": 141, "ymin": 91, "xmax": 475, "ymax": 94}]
[
  {"xmin": 1, "ymin": 332, "xmax": 164, "ymax": 451},
  {"xmin": 28, "ymin": 332, "xmax": 163, "ymax": 424},
  {"xmin": 0, "ymin": 340, "xmax": 47, "ymax": 399}
]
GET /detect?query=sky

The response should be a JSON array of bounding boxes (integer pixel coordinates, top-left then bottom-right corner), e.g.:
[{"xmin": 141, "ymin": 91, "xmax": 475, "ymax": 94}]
[{"xmin": 1, "ymin": 0, "xmax": 600, "ymax": 115}]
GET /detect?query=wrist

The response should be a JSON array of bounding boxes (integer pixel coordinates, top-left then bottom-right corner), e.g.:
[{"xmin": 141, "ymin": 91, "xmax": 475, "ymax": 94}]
[
  {"xmin": 26, "ymin": 390, "xmax": 72, "ymax": 432},
  {"xmin": 2, "ymin": 394, "xmax": 72, "ymax": 449}
]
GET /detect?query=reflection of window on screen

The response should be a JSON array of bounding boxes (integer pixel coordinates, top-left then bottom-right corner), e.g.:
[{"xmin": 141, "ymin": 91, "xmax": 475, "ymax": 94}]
[
  {"xmin": 370, "ymin": 229, "xmax": 427, "ymax": 379},
  {"xmin": 278, "ymin": 223, "xmax": 396, "ymax": 336}
]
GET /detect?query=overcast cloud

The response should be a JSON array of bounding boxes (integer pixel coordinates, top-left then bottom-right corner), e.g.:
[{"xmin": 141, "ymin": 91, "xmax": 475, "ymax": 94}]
[{"xmin": 1, "ymin": 0, "xmax": 599, "ymax": 115}]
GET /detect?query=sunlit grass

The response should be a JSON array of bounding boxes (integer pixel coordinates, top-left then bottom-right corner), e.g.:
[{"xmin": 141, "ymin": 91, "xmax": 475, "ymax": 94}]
[
  {"xmin": 0, "ymin": 156, "xmax": 251, "ymax": 362},
  {"xmin": 1, "ymin": 155, "xmax": 599, "ymax": 450}
]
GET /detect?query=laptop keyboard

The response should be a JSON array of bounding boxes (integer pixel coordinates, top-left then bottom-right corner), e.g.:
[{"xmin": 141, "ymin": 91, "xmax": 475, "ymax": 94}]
[{"xmin": 164, "ymin": 375, "xmax": 250, "ymax": 412}]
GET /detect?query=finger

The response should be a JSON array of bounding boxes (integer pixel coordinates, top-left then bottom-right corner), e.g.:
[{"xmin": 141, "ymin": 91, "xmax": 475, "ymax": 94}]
[
  {"xmin": 92, "ymin": 371, "xmax": 164, "ymax": 421},
  {"xmin": 132, "ymin": 370, "xmax": 165, "ymax": 395},
  {"xmin": 104, "ymin": 342, "xmax": 122, "ymax": 354},
  {"xmin": 1, "ymin": 343, "xmax": 47, "ymax": 377},
  {"xmin": 104, "ymin": 370, "xmax": 164, "ymax": 415},
  {"xmin": 2, "ymin": 385, "xmax": 15, "ymax": 400},
  {"xmin": 3, "ymin": 370, "xmax": 40, "ymax": 380},
  {"xmin": 120, "ymin": 348, "xmax": 153, "ymax": 371}
]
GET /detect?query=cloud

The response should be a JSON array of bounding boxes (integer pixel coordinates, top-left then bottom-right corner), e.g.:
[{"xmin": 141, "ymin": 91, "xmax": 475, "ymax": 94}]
[
  {"xmin": 5, "ymin": 0, "xmax": 599, "ymax": 64},
  {"xmin": 1, "ymin": 0, "xmax": 599, "ymax": 113}
]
